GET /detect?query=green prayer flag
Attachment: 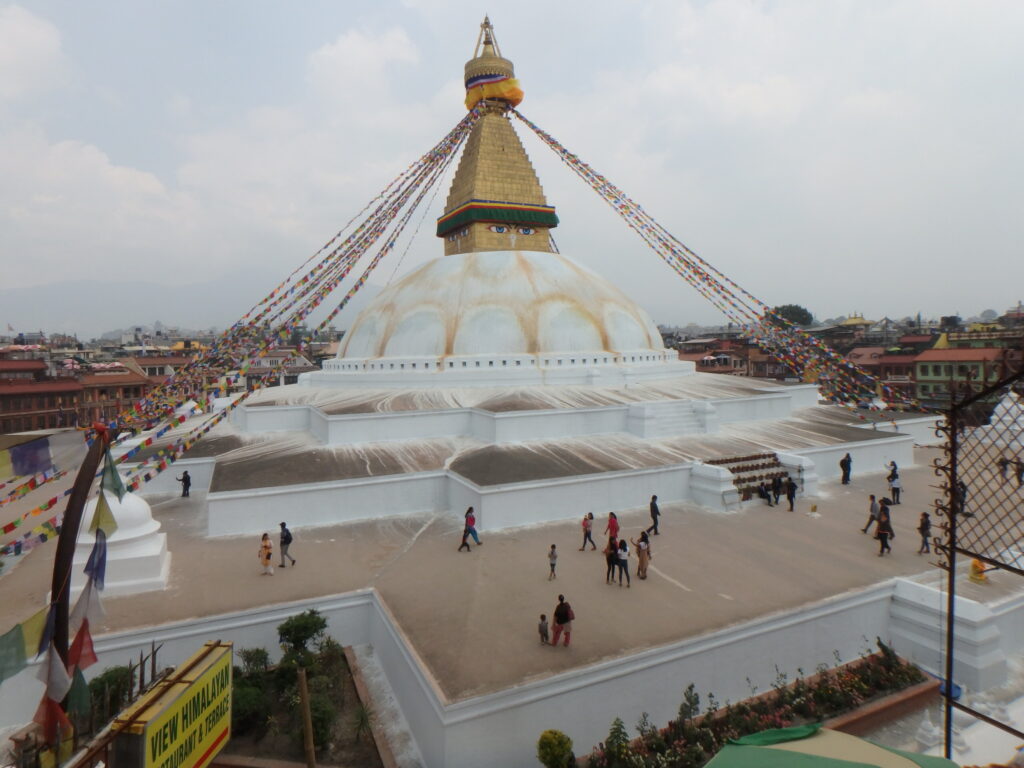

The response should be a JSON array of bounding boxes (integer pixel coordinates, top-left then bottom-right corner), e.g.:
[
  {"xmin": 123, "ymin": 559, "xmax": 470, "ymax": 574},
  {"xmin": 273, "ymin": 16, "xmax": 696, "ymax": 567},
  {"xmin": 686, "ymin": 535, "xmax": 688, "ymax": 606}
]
[
  {"xmin": 0, "ymin": 624, "xmax": 27, "ymax": 685},
  {"xmin": 66, "ymin": 667, "xmax": 91, "ymax": 718},
  {"xmin": 101, "ymin": 449, "xmax": 126, "ymax": 501}
]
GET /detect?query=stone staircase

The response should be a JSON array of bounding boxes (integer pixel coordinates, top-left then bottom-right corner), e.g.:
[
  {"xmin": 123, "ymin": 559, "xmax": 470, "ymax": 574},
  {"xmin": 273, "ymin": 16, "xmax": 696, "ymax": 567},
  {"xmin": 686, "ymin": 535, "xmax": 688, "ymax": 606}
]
[
  {"xmin": 705, "ymin": 452, "xmax": 791, "ymax": 500},
  {"xmin": 627, "ymin": 400, "xmax": 705, "ymax": 438}
]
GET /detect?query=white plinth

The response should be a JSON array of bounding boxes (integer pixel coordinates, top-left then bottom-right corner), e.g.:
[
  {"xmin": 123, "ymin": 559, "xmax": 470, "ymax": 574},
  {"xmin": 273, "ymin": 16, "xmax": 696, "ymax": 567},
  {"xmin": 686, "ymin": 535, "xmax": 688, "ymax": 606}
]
[{"xmin": 71, "ymin": 491, "xmax": 171, "ymax": 598}]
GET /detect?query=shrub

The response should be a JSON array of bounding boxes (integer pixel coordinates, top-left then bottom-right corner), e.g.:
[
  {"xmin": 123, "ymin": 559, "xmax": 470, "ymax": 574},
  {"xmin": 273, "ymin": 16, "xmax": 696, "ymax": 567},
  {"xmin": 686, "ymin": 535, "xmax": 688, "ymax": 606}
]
[
  {"xmin": 89, "ymin": 665, "xmax": 134, "ymax": 721},
  {"xmin": 238, "ymin": 647, "xmax": 270, "ymax": 678},
  {"xmin": 277, "ymin": 610, "xmax": 327, "ymax": 653},
  {"xmin": 537, "ymin": 729, "xmax": 574, "ymax": 768},
  {"xmin": 308, "ymin": 693, "xmax": 337, "ymax": 750},
  {"xmin": 232, "ymin": 683, "xmax": 270, "ymax": 735}
]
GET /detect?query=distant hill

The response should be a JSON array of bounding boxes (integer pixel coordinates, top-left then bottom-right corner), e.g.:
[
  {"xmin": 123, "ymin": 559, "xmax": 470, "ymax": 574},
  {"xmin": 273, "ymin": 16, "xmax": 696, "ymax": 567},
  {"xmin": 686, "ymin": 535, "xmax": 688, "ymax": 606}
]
[{"xmin": 2, "ymin": 275, "xmax": 384, "ymax": 341}]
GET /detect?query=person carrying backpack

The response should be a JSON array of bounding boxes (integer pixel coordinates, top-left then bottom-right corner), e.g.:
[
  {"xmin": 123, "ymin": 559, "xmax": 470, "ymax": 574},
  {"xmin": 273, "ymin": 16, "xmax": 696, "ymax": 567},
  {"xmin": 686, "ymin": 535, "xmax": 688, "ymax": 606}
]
[{"xmin": 279, "ymin": 521, "xmax": 296, "ymax": 567}]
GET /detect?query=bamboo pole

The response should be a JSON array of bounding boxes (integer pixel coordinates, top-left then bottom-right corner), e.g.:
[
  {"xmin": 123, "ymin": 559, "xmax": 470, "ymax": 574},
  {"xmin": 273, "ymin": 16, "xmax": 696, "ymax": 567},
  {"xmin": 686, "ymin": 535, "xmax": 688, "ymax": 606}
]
[{"xmin": 297, "ymin": 667, "xmax": 317, "ymax": 768}]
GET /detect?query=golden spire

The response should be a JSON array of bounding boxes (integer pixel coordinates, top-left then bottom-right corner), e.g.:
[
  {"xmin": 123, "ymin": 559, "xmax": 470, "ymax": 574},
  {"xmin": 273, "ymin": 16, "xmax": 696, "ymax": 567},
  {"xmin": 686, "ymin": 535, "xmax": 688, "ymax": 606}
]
[{"xmin": 437, "ymin": 18, "xmax": 557, "ymax": 256}]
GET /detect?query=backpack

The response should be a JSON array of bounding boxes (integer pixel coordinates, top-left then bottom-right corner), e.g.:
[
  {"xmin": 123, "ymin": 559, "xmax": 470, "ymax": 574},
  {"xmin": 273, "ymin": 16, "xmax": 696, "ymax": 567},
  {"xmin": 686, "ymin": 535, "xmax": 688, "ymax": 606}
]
[{"xmin": 282, "ymin": 529, "xmax": 293, "ymax": 545}]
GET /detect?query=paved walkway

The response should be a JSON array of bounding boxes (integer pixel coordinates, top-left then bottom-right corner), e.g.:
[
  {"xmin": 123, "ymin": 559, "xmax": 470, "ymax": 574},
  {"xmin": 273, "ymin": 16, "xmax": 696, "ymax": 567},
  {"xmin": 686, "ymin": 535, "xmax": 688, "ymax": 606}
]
[{"xmin": 0, "ymin": 447, "xmax": 993, "ymax": 703}]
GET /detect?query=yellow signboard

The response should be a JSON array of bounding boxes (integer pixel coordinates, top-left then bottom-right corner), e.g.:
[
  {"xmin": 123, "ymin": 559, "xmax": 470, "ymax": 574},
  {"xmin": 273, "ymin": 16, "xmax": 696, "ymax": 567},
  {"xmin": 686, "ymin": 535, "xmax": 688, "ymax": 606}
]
[{"xmin": 114, "ymin": 642, "xmax": 232, "ymax": 768}]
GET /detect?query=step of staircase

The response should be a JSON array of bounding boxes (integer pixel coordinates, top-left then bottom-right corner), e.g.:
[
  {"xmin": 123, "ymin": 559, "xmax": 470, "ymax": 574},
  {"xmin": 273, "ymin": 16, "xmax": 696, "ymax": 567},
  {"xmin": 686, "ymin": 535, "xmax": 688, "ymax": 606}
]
[{"xmin": 706, "ymin": 452, "xmax": 791, "ymax": 499}]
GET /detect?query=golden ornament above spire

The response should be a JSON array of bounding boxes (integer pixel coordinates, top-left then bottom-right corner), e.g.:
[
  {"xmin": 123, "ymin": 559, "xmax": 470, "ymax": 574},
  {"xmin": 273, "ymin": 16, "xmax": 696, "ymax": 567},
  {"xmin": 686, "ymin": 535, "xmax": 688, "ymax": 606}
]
[{"xmin": 463, "ymin": 16, "xmax": 523, "ymax": 111}]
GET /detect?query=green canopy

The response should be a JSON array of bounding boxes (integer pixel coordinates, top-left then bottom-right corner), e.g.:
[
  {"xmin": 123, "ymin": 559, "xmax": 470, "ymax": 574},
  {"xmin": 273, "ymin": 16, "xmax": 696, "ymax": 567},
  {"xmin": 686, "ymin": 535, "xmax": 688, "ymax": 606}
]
[{"xmin": 705, "ymin": 727, "xmax": 959, "ymax": 768}]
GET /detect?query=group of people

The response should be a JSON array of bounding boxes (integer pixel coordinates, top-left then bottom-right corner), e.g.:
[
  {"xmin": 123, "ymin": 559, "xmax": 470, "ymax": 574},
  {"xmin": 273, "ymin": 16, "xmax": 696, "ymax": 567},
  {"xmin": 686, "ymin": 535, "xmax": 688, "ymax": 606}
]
[
  {"xmin": 756, "ymin": 475, "xmax": 798, "ymax": 510},
  {"xmin": 538, "ymin": 498, "xmax": 661, "ymax": 647},
  {"xmin": 863, "ymin": 497, "xmax": 932, "ymax": 557},
  {"xmin": 258, "ymin": 522, "xmax": 297, "ymax": 574}
]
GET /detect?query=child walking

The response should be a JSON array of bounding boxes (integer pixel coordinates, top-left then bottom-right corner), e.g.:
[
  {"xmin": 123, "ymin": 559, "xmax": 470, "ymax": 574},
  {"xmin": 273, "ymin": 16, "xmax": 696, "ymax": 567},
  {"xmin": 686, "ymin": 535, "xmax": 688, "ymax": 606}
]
[
  {"xmin": 538, "ymin": 614, "xmax": 549, "ymax": 644},
  {"xmin": 548, "ymin": 544, "xmax": 558, "ymax": 580}
]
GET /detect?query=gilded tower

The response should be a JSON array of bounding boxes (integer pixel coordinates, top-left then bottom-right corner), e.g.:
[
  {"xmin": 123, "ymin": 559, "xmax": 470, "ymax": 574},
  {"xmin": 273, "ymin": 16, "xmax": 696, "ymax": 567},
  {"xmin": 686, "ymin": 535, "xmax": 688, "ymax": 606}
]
[{"xmin": 436, "ymin": 17, "xmax": 559, "ymax": 256}]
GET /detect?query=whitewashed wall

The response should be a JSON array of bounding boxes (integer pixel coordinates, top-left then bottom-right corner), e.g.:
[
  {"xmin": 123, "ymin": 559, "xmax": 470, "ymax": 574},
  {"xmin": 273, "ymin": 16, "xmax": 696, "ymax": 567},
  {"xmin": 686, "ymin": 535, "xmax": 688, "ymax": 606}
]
[
  {"xmin": 231, "ymin": 386, "xmax": 819, "ymax": 448},
  {"xmin": 131, "ymin": 457, "xmax": 217, "ymax": 495},
  {"xmin": 794, "ymin": 436, "xmax": 915, "ymax": 482},
  {"xmin": 206, "ymin": 472, "xmax": 447, "ymax": 537},
  {"xmin": 5, "ymin": 577, "xmax": 1023, "ymax": 767},
  {"xmin": 463, "ymin": 464, "xmax": 691, "ymax": 532}
]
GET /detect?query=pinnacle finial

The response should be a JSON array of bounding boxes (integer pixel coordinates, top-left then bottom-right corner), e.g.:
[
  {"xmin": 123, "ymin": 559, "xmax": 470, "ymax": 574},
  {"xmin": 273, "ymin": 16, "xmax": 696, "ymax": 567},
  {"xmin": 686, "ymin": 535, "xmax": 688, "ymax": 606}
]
[{"xmin": 464, "ymin": 17, "xmax": 522, "ymax": 111}]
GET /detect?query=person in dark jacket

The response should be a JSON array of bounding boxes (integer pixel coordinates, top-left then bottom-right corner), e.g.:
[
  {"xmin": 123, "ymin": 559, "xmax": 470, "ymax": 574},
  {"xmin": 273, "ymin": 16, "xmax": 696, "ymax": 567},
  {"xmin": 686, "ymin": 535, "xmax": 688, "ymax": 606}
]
[
  {"xmin": 785, "ymin": 477, "xmax": 798, "ymax": 511},
  {"xmin": 839, "ymin": 453, "xmax": 852, "ymax": 484},
  {"xmin": 876, "ymin": 503, "xmax": 894, "ymax": 556},
  {"xmin": 176, "ymin": 470, "xmax": 191, "ymax": 498},
  {"xmin": 279, "ymin": 522, "xmax": 296, "ymax": 567},
  {"xmin": 646, "ymin": 495, "xmax": 660, "ymax": 535},
  {"xmin": 551, "ymin": 595, "xmax": 574, "ymax": 647},
  {"xmin": 771, "ymin": 476, "xmax": 783, "ymax": 505}
]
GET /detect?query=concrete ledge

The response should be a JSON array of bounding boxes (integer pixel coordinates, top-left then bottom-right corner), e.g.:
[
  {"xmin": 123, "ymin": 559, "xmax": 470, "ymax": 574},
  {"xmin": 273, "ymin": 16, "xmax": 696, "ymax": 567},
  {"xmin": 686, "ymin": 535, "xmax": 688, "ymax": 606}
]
[
  {"xmin": 825, "ymin": 678, "xmax": 940, "ymax": 736},
  {"xmin": 343, "ymin": 645, "xmax": 401, "ymax": 768}
]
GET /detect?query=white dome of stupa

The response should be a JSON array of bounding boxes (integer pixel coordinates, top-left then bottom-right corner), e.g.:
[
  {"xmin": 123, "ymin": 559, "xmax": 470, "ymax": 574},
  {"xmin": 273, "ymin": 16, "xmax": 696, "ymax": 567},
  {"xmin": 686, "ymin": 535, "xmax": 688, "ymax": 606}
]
[{"xmin": 339, "ymin": 250, "xmax": 665, "ymax": 360}]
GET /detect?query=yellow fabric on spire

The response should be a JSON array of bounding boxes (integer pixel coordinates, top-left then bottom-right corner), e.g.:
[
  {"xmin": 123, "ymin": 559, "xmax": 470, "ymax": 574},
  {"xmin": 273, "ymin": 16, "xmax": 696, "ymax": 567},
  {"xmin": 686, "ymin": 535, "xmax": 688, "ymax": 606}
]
[{"xmin": 465, "ymin": 78, "xmax": 524, "ymax": 110}]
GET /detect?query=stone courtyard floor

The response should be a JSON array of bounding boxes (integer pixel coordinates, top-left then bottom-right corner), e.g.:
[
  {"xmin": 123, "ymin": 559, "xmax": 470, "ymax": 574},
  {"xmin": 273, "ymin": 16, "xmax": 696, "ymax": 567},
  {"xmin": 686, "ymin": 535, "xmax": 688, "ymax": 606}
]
[{"xmin": 2, "ymin": 445, "xmax": 1014, "ymax": 704}]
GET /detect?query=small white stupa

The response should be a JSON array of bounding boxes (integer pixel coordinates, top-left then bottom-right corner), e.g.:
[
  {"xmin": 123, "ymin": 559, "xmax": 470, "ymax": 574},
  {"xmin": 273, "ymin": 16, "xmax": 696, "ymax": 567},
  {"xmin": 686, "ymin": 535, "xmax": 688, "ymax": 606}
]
[{"xmin": 71, "ymin": 490, "xmax": 171, "ymax": 598}]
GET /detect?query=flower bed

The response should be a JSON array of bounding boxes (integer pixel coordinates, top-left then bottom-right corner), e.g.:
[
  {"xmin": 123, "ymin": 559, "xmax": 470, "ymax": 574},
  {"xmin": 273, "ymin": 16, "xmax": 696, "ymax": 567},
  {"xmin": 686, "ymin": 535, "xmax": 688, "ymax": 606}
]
[{"xmin": 582, "ymin": 639, "xmax": 926, "ymax": 768}]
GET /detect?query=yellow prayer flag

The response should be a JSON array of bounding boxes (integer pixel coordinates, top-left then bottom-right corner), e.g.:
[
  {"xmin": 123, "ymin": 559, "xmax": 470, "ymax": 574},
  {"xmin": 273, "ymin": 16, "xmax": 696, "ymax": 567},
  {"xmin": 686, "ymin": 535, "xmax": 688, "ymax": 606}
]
[
  {"xmin": 20, "ymin": 607, "xmax": 48, "ymax": 658},
  {"xmin": 89, "ymin": 492, "xmax": 118, "ymax": 536}
]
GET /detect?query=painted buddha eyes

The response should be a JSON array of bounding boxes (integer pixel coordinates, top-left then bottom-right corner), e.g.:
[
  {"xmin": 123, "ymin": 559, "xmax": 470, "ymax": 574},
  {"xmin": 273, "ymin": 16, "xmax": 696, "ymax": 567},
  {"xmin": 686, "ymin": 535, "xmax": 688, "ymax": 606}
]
[{"xmin": 487, "ymin": 225, "xmax": 535, "ymax": 235}]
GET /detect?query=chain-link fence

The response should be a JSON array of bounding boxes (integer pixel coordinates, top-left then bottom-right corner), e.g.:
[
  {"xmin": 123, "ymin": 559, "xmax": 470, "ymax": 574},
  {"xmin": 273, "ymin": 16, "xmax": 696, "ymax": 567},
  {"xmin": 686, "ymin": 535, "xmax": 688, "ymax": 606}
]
[{"xmin": 933, "ymin": 357, "xmax": 1024, "ymax": 755}]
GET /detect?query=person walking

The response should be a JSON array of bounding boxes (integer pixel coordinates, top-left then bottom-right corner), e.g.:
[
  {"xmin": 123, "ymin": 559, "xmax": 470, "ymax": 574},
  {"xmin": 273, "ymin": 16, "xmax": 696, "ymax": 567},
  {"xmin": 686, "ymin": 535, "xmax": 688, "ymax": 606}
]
[
  {"xmin": 862, "ymin": 494, "xmax": 879, "ymax": 534},
  {"xmin": 551, "ymin": 595, "xmax": 574, "ymax": 647},
  {"xmin": 580, "ymin": 512, "xmax": 596, "ymax": 551},
  {"xmin": 785, "ymin": 477, "xmax": 798, "ymax": 511},
  {"xmin": 176, "ymin": 470, "xmax": 192, "ymax": 498},
  {"xmin": 548, "ymin": 544, "xmax": 558, "ymax": 580},
  {"xmin": 890, "ymin": 472, "xmax": 902, "ymax": 504},
  {"xmin": 458, "ymin": 523, "xmax": 472, "ymax": 552},
  {"xmin": 604, "ymin": 512, "xmax": 619, "ymax": 539},
  {"xmin": 603, "ymin": 536, "xmax": 618, "ymax": 584},
  {"xmin": 631, "ymin": 531, "xmax": 651, "ymax": 579},
  {"xmin": 771, "ymin": 475, "xmax": 783, "ymax": 506},
  {"xmin": 1015, "ymin": 457, "xmax": 1023, "ymax": 488},
  {"xmin": 258, "ymin": 533, "xmax": 274, "ymax": 575},
  {"xmin": 616, "ymin": 539, "xmax": 631, "ymax": 587},
  {"xmin": 876, "ymin": 504, "xmax": 894, "ymax": 556},
  {"xmin": 917, "ymin": 512, "xmax": 932, "ymax": 555},
  {"xmin": 839, "ymin": 453, "xmax": 852, "ymax": 485},
  {"xmin": 464, "ymin": 507, "xmax": 481, "ymax": 545},
  {"xmin": 538, "ymin": 614, "xmax": 549, "ymax": 645},
  {"xmin": 646, "ymin": 495, "xmax": 661, "ymax": 536},
  {"xmin": 278, "ymin": 522, "xmax": 296, "ymax": 567}
]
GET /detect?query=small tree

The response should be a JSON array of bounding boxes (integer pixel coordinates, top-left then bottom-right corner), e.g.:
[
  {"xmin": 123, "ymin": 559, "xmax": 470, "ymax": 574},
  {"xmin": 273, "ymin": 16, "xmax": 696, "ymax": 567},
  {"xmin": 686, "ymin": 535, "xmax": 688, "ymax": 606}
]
[
  {"xmin": 770, "ymin": 304, "xmax": 814, "ymax": 327},
  {"xmin": 277, "ymin": 609, "xmax": 327, "ymax": 653},
  {"xmin": 537, "ymin": 729, "xmax": 573, "ymax": 768}
]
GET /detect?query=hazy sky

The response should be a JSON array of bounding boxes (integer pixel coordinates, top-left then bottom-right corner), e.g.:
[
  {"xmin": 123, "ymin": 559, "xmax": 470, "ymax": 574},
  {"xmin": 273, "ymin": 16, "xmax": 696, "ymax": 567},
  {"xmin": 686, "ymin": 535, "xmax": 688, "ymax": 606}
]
[{"xmin": 1, "ymin": 0, "xmax": 1020, "ymax": 336}]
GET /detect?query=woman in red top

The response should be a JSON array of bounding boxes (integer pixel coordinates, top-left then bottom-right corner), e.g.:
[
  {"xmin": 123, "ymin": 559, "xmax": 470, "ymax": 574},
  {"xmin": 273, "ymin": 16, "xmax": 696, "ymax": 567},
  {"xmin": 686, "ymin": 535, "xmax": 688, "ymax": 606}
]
[
  {"xmin": 464, "ymin": 507, "xmax": 481, "ymax": 545},
  {"xmin": 604, "ymin": 512, "xmax": 619, "ymax": 539}
]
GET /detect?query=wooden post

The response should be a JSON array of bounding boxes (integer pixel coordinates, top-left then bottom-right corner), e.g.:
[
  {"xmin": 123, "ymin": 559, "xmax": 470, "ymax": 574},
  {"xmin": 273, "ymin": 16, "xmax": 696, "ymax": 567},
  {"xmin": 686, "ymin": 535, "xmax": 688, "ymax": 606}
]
[
  {"xmin": 297, "ymin": 668, "xmax": 317, "ymax": 768},
  {"xmin": 49, "ymin": 435, "xmax": 106, "ymax": 666}
]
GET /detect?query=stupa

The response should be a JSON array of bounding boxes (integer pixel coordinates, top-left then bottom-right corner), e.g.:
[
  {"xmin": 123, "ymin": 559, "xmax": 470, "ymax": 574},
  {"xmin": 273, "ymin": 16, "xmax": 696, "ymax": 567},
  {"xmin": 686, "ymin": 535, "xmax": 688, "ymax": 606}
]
[
  {"xmin": 71, "ymin": 490, "xmax": 171, "ymax": 597},
  {"xmin": 308, "ymin": 19, "xmax": 681, "ymax": 389},
  {"xmin": 179, "ymin": 18, "xmax": 918, "ymax": 537}
]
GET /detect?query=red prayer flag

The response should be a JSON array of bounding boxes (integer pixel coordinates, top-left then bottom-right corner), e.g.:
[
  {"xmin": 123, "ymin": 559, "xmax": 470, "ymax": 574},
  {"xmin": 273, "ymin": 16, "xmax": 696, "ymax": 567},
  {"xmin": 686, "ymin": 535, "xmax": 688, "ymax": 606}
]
[{"xmin": 68, "ymin": 619, "xmax": 98, "ymax": 670}]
